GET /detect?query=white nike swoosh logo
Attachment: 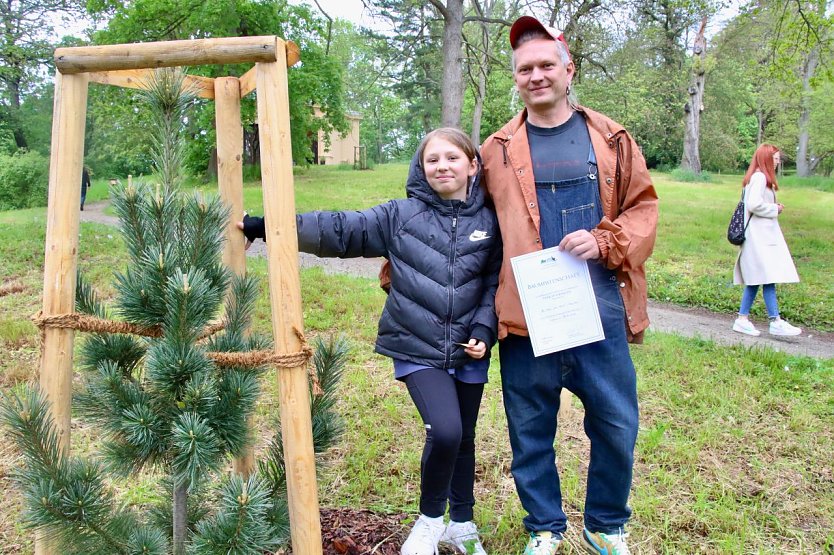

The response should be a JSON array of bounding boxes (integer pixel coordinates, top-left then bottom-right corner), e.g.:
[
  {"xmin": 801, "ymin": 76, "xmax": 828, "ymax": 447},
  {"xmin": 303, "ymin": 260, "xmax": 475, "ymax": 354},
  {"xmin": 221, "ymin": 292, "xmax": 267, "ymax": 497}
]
[{"xmin": 469, "ymin": 232, "xmax": 491, "ymax": 242}]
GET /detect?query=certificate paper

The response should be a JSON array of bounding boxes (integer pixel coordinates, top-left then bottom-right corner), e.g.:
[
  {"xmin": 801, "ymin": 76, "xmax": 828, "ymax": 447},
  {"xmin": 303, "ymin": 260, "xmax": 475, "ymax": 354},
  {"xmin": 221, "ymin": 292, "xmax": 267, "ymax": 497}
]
[{"xmin": 510, "ymin": 247, "xmax": 604, "ymax": 356}]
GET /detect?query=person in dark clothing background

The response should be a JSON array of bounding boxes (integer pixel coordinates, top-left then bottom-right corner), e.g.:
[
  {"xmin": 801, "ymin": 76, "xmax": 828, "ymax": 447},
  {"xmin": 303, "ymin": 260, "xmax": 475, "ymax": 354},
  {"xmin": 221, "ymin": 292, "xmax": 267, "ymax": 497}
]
[
  {"xmin": 80, "ymin": 166, "xmax": 91, "ymax": 211},
  {"xmin": 239, "ymin": 127, "xmax": 501, "ymax": 555}
]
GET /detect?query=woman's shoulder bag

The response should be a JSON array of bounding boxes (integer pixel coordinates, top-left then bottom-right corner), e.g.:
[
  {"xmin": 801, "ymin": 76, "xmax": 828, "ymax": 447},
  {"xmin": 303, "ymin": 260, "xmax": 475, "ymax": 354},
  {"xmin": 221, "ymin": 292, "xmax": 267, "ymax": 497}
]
[{"xmin": 727, "ymin": 189, "xmax": 749, "ymax": 246}]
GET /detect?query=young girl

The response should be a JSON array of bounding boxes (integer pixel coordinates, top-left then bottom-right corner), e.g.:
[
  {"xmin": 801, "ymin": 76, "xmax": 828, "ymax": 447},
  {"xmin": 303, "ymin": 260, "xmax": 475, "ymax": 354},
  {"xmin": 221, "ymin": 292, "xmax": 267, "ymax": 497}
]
[
  {"xmin": 239, "ymin": 128, "xmax": 500, "ymax": 555},
  {"xmin": 732, "ymin": 144, "xmax": 801, "ymax": 337}
]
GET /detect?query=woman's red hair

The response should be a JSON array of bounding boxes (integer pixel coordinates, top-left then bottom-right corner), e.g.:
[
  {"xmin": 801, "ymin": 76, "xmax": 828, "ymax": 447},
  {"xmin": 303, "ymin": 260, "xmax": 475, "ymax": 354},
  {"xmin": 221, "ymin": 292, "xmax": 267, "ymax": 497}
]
[{"xmin": 743, "ymin": 143, "xmax": 780, "ymax": 190}]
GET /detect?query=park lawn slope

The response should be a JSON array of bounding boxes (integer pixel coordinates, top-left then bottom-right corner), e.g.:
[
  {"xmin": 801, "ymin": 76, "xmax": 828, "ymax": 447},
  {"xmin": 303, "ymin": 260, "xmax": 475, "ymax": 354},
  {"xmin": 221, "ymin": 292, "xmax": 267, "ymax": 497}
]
[{"xmin": 1, "ymin": 168, "xmax": 832, "ymax": 553}]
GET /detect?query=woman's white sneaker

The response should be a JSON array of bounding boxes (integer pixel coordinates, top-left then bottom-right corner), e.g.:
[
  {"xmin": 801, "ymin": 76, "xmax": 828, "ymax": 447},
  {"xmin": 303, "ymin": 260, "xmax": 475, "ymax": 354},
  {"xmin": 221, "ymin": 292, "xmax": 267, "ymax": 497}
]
[
  {"xmin": 401, "ymin": 514, "xmax": 446, "ymax": 555},
  {"xmin": 769, "ymin": 318, "xmax": 801, "ymax": 336},
  {"xmin": 733, "ymin": 317, "xmax": 760, "ymax": 336},
  {"xmin": 440, "ymin": 520, "xmax": 487, "ymax": 554}
]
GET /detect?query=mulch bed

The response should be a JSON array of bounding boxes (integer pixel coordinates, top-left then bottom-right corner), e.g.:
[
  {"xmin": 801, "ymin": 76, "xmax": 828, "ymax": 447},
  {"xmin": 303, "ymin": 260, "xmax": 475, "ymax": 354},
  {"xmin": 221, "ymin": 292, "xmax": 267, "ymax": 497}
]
[
  {"xmin": 317, "ymin": 507, "xmax": 457, "ymax": 555},
  {"xmin": 320, "ymin": 507, "xmax": 407, "ymax": 554}
]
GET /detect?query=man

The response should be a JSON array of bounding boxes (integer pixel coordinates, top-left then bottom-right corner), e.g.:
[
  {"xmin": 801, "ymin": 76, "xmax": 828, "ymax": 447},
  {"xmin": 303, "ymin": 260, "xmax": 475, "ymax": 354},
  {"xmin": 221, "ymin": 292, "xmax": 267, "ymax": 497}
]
[{"xmin": 480, "ymin": 16, "xmax": 658, "ymax": 555}]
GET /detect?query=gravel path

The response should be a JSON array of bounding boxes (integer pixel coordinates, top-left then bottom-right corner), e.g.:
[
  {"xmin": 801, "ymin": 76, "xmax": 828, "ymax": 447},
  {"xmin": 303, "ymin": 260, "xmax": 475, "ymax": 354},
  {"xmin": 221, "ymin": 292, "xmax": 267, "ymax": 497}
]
[{"xmin": 81, "ymin": 200, "xmax": 834, "ymax": 359}]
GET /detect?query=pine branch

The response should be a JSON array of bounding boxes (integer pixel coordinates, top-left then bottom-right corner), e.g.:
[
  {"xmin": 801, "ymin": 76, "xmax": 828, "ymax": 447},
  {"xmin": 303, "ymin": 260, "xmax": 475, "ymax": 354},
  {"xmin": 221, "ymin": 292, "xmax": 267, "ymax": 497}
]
[
  {"xmin": 191, "ymin": 474, "xmax": 280, "ymax": 554},
  {"xmin": 259, "ymin": 336, "xmax": 348, "ymax": 503},
  {"xmin": 0, "ymin": 387, "xmax": 157, "ymax": 555},
  {"xmin": 75, "ymin": 272, "xmax": 109, "ymax": 318},
  {"xmin": 171, "ymin": 412, "xmax": 221, "ymax": 490}
]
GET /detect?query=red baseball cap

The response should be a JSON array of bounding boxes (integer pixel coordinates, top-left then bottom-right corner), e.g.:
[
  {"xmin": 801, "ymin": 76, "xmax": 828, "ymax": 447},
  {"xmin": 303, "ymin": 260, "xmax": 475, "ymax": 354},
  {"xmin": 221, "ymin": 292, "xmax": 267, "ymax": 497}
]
[{"xmin": 509, "ymin": 16, "xmax": 571, "ymax": 60}]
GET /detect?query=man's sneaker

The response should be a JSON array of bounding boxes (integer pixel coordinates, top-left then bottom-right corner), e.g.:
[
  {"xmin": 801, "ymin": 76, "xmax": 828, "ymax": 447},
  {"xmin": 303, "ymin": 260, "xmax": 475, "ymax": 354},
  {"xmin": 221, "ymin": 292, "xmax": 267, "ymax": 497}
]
[
  {"xmin": 581, "ymin": 528, "xmax": 631, "ymax": 555},
  {"xmin": 733, "ymin": 317, "xmax": 761, "ymax": 336},
  {"xmin": 440, "ymin": 520, "xmax": 487, "ymax": 554},
  {"xmin": 523, "ymin": 531, "xmax": 562, "ymax": 555},
  {"xmin": 769, "ymin": 318, "xmax": 802, "ymax": 336},
  {"xmin": 401, "ymin": 514, "xmax": 446, "ymax": 555}
]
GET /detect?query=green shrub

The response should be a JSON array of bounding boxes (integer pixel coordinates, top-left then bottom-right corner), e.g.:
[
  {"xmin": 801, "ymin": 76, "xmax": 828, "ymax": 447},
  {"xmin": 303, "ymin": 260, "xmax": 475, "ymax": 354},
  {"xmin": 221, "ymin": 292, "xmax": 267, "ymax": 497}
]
[
  {"xmin": 0, "ymin": 150, "xmax": 50, "ymax": 211},
  {"xmin": 670, "ymin": 166, "xmax": 712, "ymax": 182}
]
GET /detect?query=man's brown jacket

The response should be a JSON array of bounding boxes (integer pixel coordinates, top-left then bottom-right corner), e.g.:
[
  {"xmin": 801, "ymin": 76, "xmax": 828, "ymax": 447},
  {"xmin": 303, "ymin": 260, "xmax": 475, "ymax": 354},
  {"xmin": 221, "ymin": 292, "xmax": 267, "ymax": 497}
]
[{"xmin": 481, "ymin": 105, "xmax": 658, "ymax": 343}]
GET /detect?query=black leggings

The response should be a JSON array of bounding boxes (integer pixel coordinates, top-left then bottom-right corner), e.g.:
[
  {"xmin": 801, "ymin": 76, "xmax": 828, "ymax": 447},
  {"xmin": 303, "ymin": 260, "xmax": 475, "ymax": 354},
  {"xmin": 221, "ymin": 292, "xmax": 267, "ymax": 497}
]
[{"xmin": 404, "ymin": 368, "xmax": 484, "ymax": 522}]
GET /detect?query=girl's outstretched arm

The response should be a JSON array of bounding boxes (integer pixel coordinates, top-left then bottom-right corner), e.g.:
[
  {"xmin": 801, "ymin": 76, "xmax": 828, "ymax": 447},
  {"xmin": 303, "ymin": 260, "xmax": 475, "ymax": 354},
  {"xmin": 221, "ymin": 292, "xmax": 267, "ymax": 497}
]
[{"xmin": 237, "ymin": 202, "xmax": 396, "ymax": 258}]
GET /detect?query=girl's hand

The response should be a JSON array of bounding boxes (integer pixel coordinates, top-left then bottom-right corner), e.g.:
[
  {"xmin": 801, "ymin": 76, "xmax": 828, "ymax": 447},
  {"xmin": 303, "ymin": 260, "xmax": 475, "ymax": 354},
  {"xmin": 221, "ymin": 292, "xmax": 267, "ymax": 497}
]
[
  {"xmin": 235, "ymin": 221, "xmax": 253, "ymax": 250},
  {"xmin": 463, "ymin": 338, "xmax": 487, "ymax": 359},
  {"xmin": 235, "ymin": 213, "xmax": 265, "ymax": 250},
  {"xmin": 777, "ymin": 203, "xmax": 784, "ymax": 214}
]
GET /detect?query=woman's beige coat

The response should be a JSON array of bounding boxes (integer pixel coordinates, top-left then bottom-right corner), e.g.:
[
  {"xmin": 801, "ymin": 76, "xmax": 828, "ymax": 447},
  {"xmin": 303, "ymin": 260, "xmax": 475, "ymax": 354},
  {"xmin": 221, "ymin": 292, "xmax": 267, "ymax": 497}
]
[{"xmin": 733, "ymin": 171, "xmax": 799, "ymax": 285}]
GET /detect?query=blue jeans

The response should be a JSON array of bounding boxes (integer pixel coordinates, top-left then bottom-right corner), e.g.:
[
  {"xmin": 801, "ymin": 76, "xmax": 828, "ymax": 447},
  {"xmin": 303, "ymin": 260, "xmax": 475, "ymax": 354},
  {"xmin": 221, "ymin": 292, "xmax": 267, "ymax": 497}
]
[
  {"xmin": 739, "ymin": 284, "xmax": 779, "ymax": 319},
  {"xmin": 499, "ymin": 270, "xmax": 639, "ymax": 536}
]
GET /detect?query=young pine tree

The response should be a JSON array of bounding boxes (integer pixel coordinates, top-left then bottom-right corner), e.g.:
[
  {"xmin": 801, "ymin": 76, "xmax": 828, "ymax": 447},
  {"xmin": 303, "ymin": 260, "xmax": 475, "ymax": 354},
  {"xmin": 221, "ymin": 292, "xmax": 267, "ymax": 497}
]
[{"xmin": 1, "ymin": 68, "xmax": 346, "ymax": 555}]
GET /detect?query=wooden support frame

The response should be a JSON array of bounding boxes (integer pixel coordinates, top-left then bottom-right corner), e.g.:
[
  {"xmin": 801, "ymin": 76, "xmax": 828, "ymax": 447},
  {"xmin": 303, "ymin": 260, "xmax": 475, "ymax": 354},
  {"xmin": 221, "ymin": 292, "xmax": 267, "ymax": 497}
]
[{"xmin": 39, "ymin": 36, "xmax": 321, "ymax": 555}]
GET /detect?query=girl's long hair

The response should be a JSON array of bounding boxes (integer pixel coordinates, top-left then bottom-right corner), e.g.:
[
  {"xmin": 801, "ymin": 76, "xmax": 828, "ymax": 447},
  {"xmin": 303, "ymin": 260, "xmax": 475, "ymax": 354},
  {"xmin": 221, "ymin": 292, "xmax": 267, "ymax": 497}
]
[{"xmin": 743, "ymin": 143, "xmax": 780, "ymax": 191}]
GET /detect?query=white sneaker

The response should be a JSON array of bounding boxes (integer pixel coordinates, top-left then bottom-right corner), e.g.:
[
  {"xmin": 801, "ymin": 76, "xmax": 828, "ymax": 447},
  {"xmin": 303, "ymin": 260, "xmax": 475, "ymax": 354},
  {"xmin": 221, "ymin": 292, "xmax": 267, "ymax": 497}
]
[
  {"xmin": 769, "ymin": 318, "xmax": 801, "ymax": 336},
  {"xmin": 440, "ymin": 520, "xmax": 487, "ymax": 554},
  {"xmin": 401, "ymin": 514, "xmax": 446, "ymax": 555},
  {"xmin": 732, "ymin": 317, "xmax": 760, "ymax": 336},
  {"xmin": 523, "ymin": 531, "xmax": 562, "ymax": 555}
]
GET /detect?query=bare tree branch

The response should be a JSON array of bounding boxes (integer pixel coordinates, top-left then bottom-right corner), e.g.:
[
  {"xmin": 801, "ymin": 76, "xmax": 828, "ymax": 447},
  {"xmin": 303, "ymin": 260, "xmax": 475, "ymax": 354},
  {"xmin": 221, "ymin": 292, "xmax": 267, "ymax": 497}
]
[
  {"xmin": 311, "ymin": 0, "xmax": 334, "ymax": 55},
  {"xmin": 427, "ymin": 0, "xmax": 449, "ymax": 19}
]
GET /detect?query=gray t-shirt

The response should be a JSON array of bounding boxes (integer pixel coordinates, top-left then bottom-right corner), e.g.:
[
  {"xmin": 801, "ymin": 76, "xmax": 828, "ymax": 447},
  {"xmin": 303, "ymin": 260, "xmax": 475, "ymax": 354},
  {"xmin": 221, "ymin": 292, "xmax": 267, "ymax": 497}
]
[{"xmin": 526, "ymin": 111, "xmax": 592, "ymax": 184}]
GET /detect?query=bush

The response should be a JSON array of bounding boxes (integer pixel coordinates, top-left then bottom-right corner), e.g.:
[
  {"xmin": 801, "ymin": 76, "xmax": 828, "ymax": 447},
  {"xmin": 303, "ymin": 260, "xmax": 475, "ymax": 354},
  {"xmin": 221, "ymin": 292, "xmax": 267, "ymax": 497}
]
[
  {"xmin": 670, "ymin": 166, "xmax": 712, "ymax": 183},
  {"xmin": 0, "ymin": 150, "xmax": 50, "ymax": 211}
]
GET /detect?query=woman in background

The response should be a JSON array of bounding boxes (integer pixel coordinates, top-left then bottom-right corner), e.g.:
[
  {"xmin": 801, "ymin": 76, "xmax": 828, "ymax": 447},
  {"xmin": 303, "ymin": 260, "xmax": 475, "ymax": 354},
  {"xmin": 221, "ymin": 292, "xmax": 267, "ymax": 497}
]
[{"xmin": 732, "ymin": 144, "xmax": 801, "ymax": 337}]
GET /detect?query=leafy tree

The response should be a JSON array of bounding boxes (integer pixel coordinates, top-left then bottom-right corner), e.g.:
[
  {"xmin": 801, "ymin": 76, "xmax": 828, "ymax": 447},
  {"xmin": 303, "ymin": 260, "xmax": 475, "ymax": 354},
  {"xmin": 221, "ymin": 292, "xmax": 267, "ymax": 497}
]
[
  {"xmin": 85, "ymin": 0, "xmax": 347, "ymax": 172},
  {"xmin": 0, "ymin": 0, "xmax": 83, "ymax": 150},
  {"xmin": 766, "ymin": 0, "xmax": 833, "ymax": 176}
]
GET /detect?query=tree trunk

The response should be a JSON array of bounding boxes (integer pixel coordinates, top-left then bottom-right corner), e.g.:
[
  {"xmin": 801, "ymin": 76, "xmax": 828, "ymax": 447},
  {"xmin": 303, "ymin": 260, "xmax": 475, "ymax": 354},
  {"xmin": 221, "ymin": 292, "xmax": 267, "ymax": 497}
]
[
  {"xmin": 438, "ymin": 0, "xmax": 465, "ymax": 128},
  {"xmin": 681, "ymin": 16, "xmax": 707, "ymax": 173},
  {"xmin": 471, "ymin": 68, "xmax": 486, "ymax": 146},
  {"xmin": 206, "ymin": 147, "xmax": 218, "ymax": 179},
  {"xmin": 756, "ymin": 109, "xmax": 766, "ymax": 146},
  {"xmin": 173, "ymin": 482, "xmax": 188, "ymax": 555},
  {"xmin": 796, "ymin": 46, "xmax": 819, "ymax": 177},
  {"xmin": 470, "ymin": 11, "xmax": 491, "ymax": 146},
  {"xmin": 8, "ymin": 78, "xmax": 28, "ymax": 149}
]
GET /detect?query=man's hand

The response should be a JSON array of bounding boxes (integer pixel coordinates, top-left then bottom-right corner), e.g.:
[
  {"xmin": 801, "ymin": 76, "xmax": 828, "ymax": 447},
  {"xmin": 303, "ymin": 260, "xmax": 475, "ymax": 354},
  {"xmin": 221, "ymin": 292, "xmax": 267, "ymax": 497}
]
[
  {"xmin": 559, "ymin": 229, "xmax": 600, "ymax": 260},
  {"xmin": 463, "ymin": 338, "xmax": 487, "ymax": 359}
]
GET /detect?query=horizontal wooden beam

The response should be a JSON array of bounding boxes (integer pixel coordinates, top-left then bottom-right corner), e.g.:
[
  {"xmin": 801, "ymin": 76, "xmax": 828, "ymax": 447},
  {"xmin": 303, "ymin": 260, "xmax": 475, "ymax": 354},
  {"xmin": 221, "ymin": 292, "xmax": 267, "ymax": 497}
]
[
  {"xmin": 239, "ymin": 67, "xmax": 257, "ymax": 98},
  {"xmin": 56, "ymin": 36, "xmax": 280, "ymax": 74},
  {"xmin": 88, "ymin": 69, "xmax": 216, "ymax": 99},
  {"xmin": 240, "ymin": 41, "xmax": 299, "ymax": 98}
]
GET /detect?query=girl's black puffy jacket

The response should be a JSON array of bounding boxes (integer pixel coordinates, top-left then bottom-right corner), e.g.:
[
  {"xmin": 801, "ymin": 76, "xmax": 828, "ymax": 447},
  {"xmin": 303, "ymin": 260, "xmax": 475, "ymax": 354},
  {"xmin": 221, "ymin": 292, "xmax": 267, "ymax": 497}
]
[{"xmin": 296, "ymin": 153, "xmax": 501, "ymax": 370}]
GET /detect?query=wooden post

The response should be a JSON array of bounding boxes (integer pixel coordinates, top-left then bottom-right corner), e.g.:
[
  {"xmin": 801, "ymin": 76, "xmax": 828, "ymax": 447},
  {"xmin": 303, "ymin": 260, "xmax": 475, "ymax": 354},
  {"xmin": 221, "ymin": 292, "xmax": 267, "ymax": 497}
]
[
  {"xmin": 36, "ymin": 70, "xmax": 89, "ymax": 555},
  {"xmin": 256, "ymin": 45, "xmax": 323, "ymax": 555},
  {"xmin": 214, "ymin": 76, "xmax": 254, "ymax": 476}
]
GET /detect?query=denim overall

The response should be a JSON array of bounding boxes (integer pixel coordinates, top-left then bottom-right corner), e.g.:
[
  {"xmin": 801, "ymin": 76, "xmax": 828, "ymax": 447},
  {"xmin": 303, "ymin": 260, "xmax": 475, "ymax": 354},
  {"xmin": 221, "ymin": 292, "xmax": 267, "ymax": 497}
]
[{"xmin": 499, "ymin": 145, "xmax": 639, "ymax": 536}]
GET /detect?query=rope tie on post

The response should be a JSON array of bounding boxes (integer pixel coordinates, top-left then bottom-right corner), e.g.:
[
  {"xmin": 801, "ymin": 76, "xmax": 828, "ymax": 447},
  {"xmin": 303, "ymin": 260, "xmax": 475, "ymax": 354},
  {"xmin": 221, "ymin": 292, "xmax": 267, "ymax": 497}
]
[{"xmin": 31, "ymin": 312, "xmax": 321, "ymax": 394}]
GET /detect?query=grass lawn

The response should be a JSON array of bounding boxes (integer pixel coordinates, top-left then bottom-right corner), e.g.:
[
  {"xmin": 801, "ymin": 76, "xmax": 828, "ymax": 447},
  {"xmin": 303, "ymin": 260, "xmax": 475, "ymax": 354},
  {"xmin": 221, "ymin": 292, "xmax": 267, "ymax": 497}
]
[
  {"xmin": 0, "ymin": 165, "xmax": 832, "ymax": 554},
  {"xmin": 650, "ymin": 172, "xmax": 834, "ymax": 331}
]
